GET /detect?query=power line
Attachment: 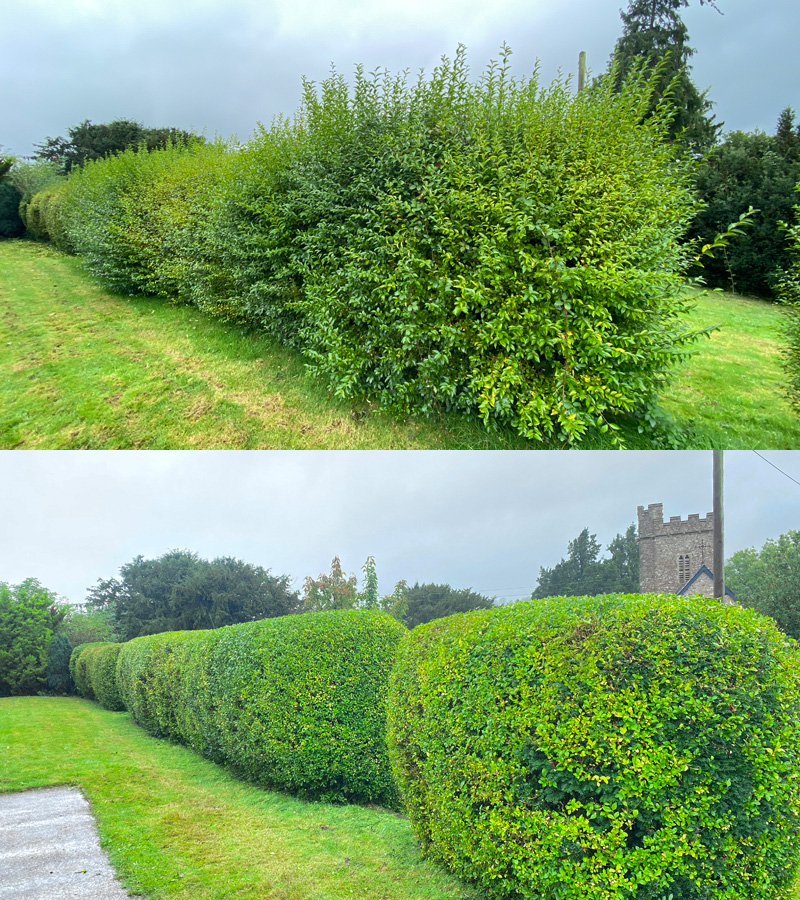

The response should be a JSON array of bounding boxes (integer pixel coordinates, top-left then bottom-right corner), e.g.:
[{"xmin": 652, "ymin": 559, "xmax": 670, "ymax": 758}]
[{"xmin": 753, "ymin": 451, "xmax": 800, "ymax": 488}]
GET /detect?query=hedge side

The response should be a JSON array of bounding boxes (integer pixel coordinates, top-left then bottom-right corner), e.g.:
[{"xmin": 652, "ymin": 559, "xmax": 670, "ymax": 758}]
[
  {"xmin": 69, "ymin": 642, "xmax": 124, "ymax": 710},
  {"xmin": 388, "ymin": 594, "xmax": 800, "ymax": 900},
  {"xmin": 69, "ymin": 642, "xmax": 105, "ymax": 699},
  {"xmin": 24, "ymin": 48, "xmax": 701, "ymax": 445},
  {"xmin": 116, "ymin": 609, "xmax": 406, "ymax": 805}
]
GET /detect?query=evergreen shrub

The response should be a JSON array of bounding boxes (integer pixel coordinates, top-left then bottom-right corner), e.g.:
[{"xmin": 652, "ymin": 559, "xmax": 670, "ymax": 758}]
[
  {"xmin": 116, "ymin": 609, "xmax": 406, "ymax": 805},
  {"xmin": 46, "ymin": 632, "xmax": 74, "ymax": 693},
  {"xmin": 388, "ymin": 594, "xmax": 800, "ymax": 900},
  {"xmin": 0, "ymin": 182, "xmax": 24, "ymax": 238}
]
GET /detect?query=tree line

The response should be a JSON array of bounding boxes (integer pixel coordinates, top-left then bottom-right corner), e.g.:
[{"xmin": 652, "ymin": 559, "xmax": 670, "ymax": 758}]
[
  {"xmin": 2, "ymin": 521, "xmax": 798, "ymax": 696},
  {"xmin": 0, "ymin": 551, "xmax": 495, "ymax": 696}
]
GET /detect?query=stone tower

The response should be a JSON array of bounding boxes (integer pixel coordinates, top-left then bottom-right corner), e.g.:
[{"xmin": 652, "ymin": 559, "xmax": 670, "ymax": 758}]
[{"xmin": 637, "ymin": 502, "xmax": 714, "ymax": 594}]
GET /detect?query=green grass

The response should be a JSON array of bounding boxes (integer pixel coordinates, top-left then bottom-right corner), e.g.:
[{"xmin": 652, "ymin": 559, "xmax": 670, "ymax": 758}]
[
  {"xmin": 1, "ymin": 239, "xmax": 797, "ymax": 448},
  {"xmin": 0, "ymin": 696, "xmax": 479, "ymax": 900},
  {"xmin": 659, "ymin": 287, "xmax": 800, "ymax": 447}
]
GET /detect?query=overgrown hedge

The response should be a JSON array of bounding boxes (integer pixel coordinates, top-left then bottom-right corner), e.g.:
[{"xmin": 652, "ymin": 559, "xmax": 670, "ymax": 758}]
[
  {"xmin": 388, "ymin": 594, "xmax": 800, "ymax": 900},
  {"xmin": 116, "ymin": 609, "xmax": 405, "ymax": 805},
  {"xmin": 780, "ymin": 190, "xmax": 800, "ymax": 411},
  {"xmin": 69, "ymin": 642, "xmax": 124, "ymax": 710},
  {"xmin": 25, "ymin": 48, "xmax": 701, "ymax": 444}
]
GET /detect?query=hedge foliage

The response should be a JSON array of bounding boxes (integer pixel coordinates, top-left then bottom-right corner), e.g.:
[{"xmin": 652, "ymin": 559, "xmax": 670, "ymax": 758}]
[
  {"xmin": 25, "ymin": 47, "xmax": 701, "ymax": 444},
  {"xmin": 388, "ymin": 594, "xmax": 800, "ymax": 900},
  {"xmin": 69, "ymin": 642, "xmax": 124, "ymax": 710},
  {"xmin": 116, "ymin": 609, "xmax": 406, "ymax": 805},
  {"xmin": 780, "ymin": 191, "xmax": 800, "ymax": 412}
]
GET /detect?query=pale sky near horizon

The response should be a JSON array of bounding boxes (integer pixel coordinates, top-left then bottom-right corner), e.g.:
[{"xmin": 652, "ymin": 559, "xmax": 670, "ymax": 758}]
[
  {"xmin": 1, "ymin": 450, "xmax": 797, "ymax": 606},
  {"xmin": 2, "ymin": 0, "xmax": 798, "ymax": 158}
]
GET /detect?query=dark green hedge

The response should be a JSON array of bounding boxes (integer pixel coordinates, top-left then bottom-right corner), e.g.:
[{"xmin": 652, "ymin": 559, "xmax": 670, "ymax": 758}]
[
  {"xmin": 388, "ymin": 593, "xmax": 800, "ymax": 900},
  {"xmin": 116, "ymin": 609, "xmax": 406, "ymax": 805}
]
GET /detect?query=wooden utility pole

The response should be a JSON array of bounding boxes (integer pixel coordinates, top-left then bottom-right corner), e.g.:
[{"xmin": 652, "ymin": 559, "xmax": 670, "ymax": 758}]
[
  {"xmin": 578, "ymin": 52, "xmax": 586, "ymax": 92},
  {"xmin": 713, "ymin": 450, "xmax": 725, "ymax": 600}
]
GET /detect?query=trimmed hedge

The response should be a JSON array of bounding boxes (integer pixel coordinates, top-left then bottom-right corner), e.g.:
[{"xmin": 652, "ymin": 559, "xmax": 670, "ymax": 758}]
[
  {"xmin": 388, "ymin": 593, "xmax": 800, "ymax": 900},
  {"xmin": 69, "ymin": 642, "xmax": 104, "ymax": 699},
  {"xmin": 69, "ymin": 642, "xmax": 124, "ymax": 710},
  {"xmin": 116, "ymin": 609, "xmax": 406, "ymax": 805}
]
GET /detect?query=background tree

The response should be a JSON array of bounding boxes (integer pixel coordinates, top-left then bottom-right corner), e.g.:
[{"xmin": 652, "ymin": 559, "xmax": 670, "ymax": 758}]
[
  {"xmin": 691, "ymin": 116, "xmax": 800, "ymax": 297},
  {"xmin": 34, "ymin": 118, "xmax": 199, "ymax": 174},
  {"xmin": 532, "ymin": 524, "xmax": 640, "ymax": 599},
  {"xmin": 726, "ymin": 530, "xmax": 800, "ymax": 639},
  {"xmin": 87, "ymin": 550, "xmax": 299, "ymax": 640},
  {"xmin": 0, "ymin": 579, "xmax": 66, "ymax": 696},
  {"xmin": 302, "ymin": 556, "xmax": 359, "ymax": 611},
  {"xmin": 58, "ymin": 605, "xmax": 119, "ymax": 647},
  {"xmin": 46, "ymin": 632, "xmax": 74, "ymax": 694},
  {"xmin": 0, "ymin": 146, "xmax": 24, "ymax": 238},
  {"xmin": 609, "ymin": 0, "xmax": 721, "ymax": 151},
  {"xmin": 403, "ymin": 583, "xmax": 494, "ymax": 629}
]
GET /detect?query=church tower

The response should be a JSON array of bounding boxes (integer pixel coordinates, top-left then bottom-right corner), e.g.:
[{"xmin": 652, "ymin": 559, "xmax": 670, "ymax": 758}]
[{"xmin": 637, "ymin": 502, "xmax": 715, "ymax": 595}]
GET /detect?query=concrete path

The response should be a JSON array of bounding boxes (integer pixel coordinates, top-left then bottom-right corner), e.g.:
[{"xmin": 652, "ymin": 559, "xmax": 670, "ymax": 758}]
[{"xmin": 0, "ymin": 786, "xmax": 141, "ymax": 899}]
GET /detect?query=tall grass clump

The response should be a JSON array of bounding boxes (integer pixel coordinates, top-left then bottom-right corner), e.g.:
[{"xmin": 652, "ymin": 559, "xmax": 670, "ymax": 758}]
[
  {"xmin": 206, "ymin": 47, "xmax": 700, "ymax": 443},
  {"xmin": 388, "ymin": 594, "xmax": 800, "ymax": 900},
  {"xmin": 116, "ymin": 609, "xmax": 405, "ymax": 806}
]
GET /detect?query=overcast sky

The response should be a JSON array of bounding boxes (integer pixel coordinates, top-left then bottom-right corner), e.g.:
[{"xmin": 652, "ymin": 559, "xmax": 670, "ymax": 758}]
[
  {"xmin": 3, "ymin": 0, "xmax": 798, "ymax": 158},
  {"xmin": 1, "ymin": 450, "xmax": 797, "ymax": 606}
]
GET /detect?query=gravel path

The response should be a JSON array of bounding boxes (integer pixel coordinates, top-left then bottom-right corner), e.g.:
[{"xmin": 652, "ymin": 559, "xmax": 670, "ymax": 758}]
[{"xmin": 0, "ymin": 786, "xmax": 141, "ymax": 899}]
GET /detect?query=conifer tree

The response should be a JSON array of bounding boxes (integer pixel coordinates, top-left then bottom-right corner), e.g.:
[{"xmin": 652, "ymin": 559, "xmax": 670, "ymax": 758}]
[{"xmin": 610, "ymin": 0, "xmax": 721, "ymax": 151}]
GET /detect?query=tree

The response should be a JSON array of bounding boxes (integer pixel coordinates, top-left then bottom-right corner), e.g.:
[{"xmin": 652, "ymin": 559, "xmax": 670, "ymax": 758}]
[
  {"xmin": 532, "ymin": 524, "xmax": 640, "ymax": 599},
  {"xmin": 404, "ymin": 583, "xmax": 494, "ymax": 629},
  {"xmin": 691, "ymin": 126, "xmax": 800, "ymax": 296},
  {"xmin": 46, "ymin": 632, "xmax": 74, "ymax": 694},
  {"xmin": 87, "ymin": 550, "xmax": 300, "ymax": 640},
  {"xmin": 775, "ymin": 106, "xmax": 800, "ymax": 163},
  {"xmin": 302, "ymin": 556, "xmax": 359, "ymax": 612},
  {"xmin": 0, "ymin": 579, "xmax": 66, "ymax": 696},
  {"xmin": 302, "ymin": 556, "xmax": 410, "ymax": 621},
  {"xmin": 58, "ymin": 605, "xmax": 118, "ymax": 647},
  {"xmin": 609, "ymin": 0, "xmax": 721, "ymax": 152},
  {"xmin": 34, "ymin": 119, "xmax": 199, "ymax": 174},
  {"xmin": 726, "ymin": 530, "xmax": 800, "ymax": 639}
]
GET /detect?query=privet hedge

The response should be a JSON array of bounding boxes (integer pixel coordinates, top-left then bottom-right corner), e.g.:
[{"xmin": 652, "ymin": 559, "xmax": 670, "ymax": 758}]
[
  {"xmin": 24, "ymin": 48, "xmax": 701, "ymax": 445},
  {"xmin": 116, "ymin": 609, "xmax": 405, "ymax": 805},
  {"xmin": 388, "ymin": 594, "xmax": 800, "ymax": 900},
  {"xmin": 69, "ymin": 642, "xmax": 124, "ymax": 710}
]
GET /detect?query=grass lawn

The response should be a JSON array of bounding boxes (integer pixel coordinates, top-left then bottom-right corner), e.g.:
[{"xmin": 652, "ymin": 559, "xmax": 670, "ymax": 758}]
[
  {"xmin": 0, "ymin": 696, "xmax": 479, "ymax": 900},
  {"xmin": 1, "ymin": 239, "xmax": 797, "ymax": 449}
]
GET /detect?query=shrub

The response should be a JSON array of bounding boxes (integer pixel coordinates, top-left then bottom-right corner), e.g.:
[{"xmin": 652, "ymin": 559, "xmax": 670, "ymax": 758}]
[
  {"xmin": 203, "ymin": 48, "xmax": 699, "ymax": 444},
  {"xmin": 388, "ymin": 594, "xmax": 800, "ymax": 900},
  {"xmin": 24, "ymin": 47, "xmax": 701, "ymax": 445},
  {"xmin": 780, "ymin": 190, "xmax": 800, "ymax": 411},
  {"xmin": 116, "ymin": 609, "xmax": 406, "ymax": 805},
  {"xmin": 0, "ymin": 182, "xmax": 24, "ymax": 238},
  {"xmin": 46, "ymin": 632, "xmax": 74, "ymax": 693}
]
